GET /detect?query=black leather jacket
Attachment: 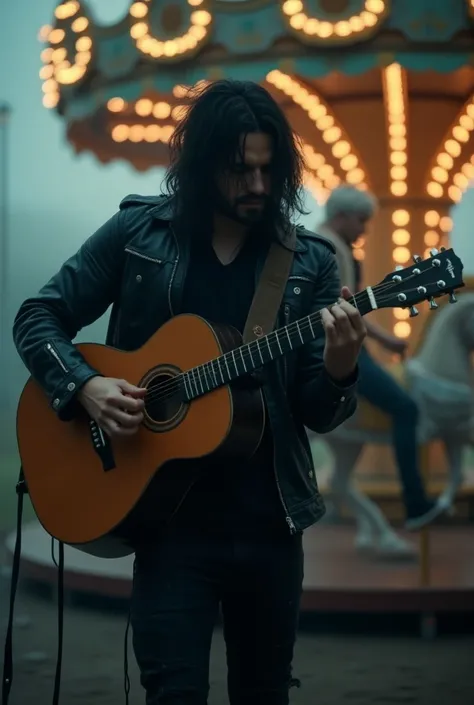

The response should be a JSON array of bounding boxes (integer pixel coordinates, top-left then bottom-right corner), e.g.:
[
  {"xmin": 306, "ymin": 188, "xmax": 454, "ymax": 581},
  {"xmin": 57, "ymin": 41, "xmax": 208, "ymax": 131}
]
[{"xmin": 13, "ymin": 194, "xmax": 358, "ymax": 532}]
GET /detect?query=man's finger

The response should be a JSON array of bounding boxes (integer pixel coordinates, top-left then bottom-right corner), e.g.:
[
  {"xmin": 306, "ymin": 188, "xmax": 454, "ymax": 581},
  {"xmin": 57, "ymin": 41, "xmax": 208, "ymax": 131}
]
[
  {"xmin": 103, "ymin": 418, "xmax": 140, "ymax": 438},
  {"xmin": 108, "ymin": 407, "xmax": 144, "ymax": 429},
  {"xmin": 321, "ymin": 308, "xmax": 338, "ymax": 342},
  {"xmin": 110, "ymin": 393, "xmax": 145, "ymax": 412},
  {"xmin": 337, "ymin": 300, "xmax": 366, "ymax": 335},
  {"xmin": 118, "ymin": 379, "xmax": 148, "ymax": 398},
  {"xmin": 330, "ymin": 304, "xmax": 353, "ymax": 338},
  {"xmin": 341, "ymin": 286, "xmax": 355, "ymax": 301}
]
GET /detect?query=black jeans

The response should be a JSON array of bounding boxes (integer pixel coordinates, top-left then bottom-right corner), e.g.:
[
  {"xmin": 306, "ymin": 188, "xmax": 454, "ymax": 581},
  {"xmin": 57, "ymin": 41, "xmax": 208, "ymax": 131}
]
[
  {"xmin": 131, "ymin": 530, "xmax": 304, "ymax": 704},
  {"xmin": 358, "ymin": 346, "xmax": 429, "ymax": 516}
]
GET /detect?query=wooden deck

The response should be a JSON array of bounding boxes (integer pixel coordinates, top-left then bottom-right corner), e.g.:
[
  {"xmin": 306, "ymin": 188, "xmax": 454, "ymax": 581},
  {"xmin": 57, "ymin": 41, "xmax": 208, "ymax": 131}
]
[{"xmin": 5, "ymin": 522, "xmax": 474, "ymax": 613}]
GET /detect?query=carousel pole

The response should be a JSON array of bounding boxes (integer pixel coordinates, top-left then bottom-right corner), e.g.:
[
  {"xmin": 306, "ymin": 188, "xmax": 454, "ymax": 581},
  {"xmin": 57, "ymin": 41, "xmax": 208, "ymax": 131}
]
[{"xmin": 0, "ymin": 101, "xmax": 12, "ymax": 412}]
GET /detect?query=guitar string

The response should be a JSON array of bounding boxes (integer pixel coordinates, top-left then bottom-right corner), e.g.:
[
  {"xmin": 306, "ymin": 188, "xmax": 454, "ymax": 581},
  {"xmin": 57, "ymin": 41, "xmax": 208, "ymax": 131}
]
[
  {"xmin": 142, "ymin": 276, "xmax": 447, "ymax": 405},
  {"xmin": 141, "ymin": 272, "xmax": 446, "ymax": 405},
  {"xmin": 142, "ymin": 288, "xmax": 415, "ymax": 406}
]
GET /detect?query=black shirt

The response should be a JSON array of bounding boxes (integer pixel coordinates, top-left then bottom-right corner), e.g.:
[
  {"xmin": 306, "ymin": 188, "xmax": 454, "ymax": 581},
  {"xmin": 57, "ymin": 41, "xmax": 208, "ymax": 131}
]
[{"xmin": 168, "ymin": 235, "xmax": 286, "ymax": 536}]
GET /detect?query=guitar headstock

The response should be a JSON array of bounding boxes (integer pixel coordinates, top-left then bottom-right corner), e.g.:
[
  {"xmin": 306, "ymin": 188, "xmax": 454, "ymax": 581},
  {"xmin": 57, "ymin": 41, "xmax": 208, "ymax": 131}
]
[{"xmin": 372, "ymin": 248, "xmax": 465, "ymax": 315}]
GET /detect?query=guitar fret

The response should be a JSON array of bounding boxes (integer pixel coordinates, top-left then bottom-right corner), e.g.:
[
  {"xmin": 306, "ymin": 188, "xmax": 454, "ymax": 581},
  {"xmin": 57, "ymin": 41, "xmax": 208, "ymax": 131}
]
[
  {"xmin": 248, "ymin": 344, "xmax": 255, "ymax": 367},
  {"xmin": 193, "ymin": 368, "xmax": 200, "ymax": 396},
  {"xmin": 308, "ymin": 316, "xmax": 315, "ymax": 338},
  {"xmin": 231, "ymin": 349, "xmax": 238, "ymax": 375},
  {"xmin": 202, "ymin": 365, "xmax": 210, "ymax": 392},
  {"xmin": 217, "ymin": 359, "xmax": 225, "ymax": 384},
  {"xmin": 256, "ymin": 339, "xmax": 264, "ymax": 364},
  {"xmin": 223, "ymin": 355, "xmax": 231, "ymax": 381},
  {"xmin": 189, "ymin": 368, "xmax": 196, "ymax": 396},
  {"xmin": 296, "ymin": 321, "xmax": 304, "ymax": 344},
  {"xmin": 210, "ymin": 361, "xmax": 218, "ymax": 387},
  {"xmin": 285, "ymin": 326, "xmax": 293, "ymax": 350},
  {"xmin": 275, "ymin": 332, "xmax": 283, "ymax": 355},
  {"xmin": 239, "ymin": 347, "xmax": 247, "ymax": 373},
  {"xmin": 183, "ymin": 373, "xmax": 191, "ymax": 399},
  {"xmin": 198, "ymin": 369, "xmax": 204, "ymax": 395},
  {"xmin": 266, "ymin": 336, "xmax": 273, "ymax": 359}
]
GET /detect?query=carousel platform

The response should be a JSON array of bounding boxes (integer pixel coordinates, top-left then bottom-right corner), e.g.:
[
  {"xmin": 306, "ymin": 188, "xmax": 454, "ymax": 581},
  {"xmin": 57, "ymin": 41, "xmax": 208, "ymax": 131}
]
[{"xmin": 5, "ymin": 521, "xmax": 474, "ymax": 616}]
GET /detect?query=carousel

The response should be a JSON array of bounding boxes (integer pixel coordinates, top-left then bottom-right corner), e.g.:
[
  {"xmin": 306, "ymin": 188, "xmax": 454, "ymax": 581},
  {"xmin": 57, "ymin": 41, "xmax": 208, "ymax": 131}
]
[{"xmin": 6, "ymin": 0, "xmax": 474, "ymax": 622}]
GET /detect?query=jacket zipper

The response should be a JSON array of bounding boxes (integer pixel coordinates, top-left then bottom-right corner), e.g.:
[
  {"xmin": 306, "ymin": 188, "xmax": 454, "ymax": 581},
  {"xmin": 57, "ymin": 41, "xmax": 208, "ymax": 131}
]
[
  {"xmin": 272, "ymin": 434, "xmax": 296, "ymax": 535},
  {"xmin": 124, "ymin": 247, "xmax": 163, "ymax": 265},
  {"xmin": 277, "ymin": 305, "xmax": 297, "ymax": 533},
  {"xmin": 168, "ymin": 227, "xmax": 180, "ymax": 316},
  {"xmin": 44, "ymin": 342, "xmax": 69, "ymax": 374}
]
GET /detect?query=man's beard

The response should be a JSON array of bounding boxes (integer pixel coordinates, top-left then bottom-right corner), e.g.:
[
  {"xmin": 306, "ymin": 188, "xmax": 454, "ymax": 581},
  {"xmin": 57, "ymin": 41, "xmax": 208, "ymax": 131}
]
[{"xmin": 214, "ymin": 191, "xmax": 271, "ymax": 226}]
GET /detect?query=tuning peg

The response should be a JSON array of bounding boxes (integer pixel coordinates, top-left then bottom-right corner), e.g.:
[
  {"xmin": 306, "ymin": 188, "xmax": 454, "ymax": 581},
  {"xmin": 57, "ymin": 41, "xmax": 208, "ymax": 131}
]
[
  {"xmin": 409, "ymin": 306, "xmax": 419, "ymax": 317},
  {"xmin": 449, "ymin": 292, "xmax": 457, "ymax": 304},
  {"xmin": 430, "ymin": 248, "xmax": 439, "ymax": 256},
  {"xmin": 429, "ymin": 297, "xmax": 439, "ymax": 310},
  {"xmin": 440, "ymin": 247, "xmax": 446, "ymax": 252},
  {"xmin": 394, "ymin": 265, "xmax": 403, "ymax": 271},
  {"xmin": 413, "ymin": 254, "xmax": 422, "ymax": 263}
]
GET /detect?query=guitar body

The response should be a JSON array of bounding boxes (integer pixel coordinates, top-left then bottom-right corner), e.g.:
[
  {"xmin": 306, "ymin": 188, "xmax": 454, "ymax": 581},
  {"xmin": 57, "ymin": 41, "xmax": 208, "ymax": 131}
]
[{"xmin": 16, "ymin": 315, "xmax": 265, "ymax": 557}]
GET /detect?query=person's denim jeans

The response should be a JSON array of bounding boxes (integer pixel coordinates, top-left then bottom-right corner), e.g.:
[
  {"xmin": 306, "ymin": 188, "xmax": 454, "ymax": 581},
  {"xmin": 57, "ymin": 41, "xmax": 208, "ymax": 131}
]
[
  {"xmin": 358, "ymin": 346, "xmax": 429, "ymax": 516},
  {"xmin": 131, "ymin": 530, "xmax": 304, "ymax": 704}
]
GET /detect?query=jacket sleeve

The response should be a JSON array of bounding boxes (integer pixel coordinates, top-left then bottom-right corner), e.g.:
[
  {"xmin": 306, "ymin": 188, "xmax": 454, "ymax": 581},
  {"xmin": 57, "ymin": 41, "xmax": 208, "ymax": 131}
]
[
  {"xmin": 293, "ymin": 245, "xmax": 359, "ymax": 434},
  {"xmin": 13, "ymin": 210, "xmax": 126, "ymax": 420}
]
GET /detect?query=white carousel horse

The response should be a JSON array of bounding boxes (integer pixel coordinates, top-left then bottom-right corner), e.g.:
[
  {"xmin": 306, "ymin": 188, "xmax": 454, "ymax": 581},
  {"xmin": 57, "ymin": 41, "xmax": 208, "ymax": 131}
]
[{"xmin": 315, "ymin": 291, "xmax": 474, "ymax": 559}]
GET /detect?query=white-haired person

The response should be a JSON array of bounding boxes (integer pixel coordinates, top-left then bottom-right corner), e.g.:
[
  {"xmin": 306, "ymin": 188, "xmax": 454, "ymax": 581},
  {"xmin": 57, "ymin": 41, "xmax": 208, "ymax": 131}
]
[{"xmin": 317, "ymin": 185, "xmax": 445, "ymax": 530}]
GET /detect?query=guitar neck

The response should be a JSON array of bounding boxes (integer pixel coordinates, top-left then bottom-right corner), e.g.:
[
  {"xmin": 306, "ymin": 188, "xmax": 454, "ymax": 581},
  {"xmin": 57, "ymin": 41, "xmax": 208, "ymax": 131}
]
[{"xmin": 182, "ymin": 288, "xmax": 375, "ymax": 401}]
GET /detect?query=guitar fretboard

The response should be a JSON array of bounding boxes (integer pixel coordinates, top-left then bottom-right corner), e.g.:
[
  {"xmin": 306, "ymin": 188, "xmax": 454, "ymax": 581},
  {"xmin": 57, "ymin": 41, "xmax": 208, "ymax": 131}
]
[{"xmin": 181, "ymin": 288, "xmax": 372, "ymax": 401}]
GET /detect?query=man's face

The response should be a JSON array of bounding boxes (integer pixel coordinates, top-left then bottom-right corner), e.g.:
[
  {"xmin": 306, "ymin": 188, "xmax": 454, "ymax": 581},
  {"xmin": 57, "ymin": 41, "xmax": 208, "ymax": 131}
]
[
  {"xmin": 339, "ymin": 212, "xmax": 370, "ymax": 244},
  {"xmin": 216, "ymin": 132, "xmax": 272, "ymax": 225}
]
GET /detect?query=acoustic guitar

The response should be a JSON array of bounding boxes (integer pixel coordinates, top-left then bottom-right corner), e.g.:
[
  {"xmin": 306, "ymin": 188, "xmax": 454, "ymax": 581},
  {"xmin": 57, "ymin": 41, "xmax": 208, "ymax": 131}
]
[{"xmin": 16, "ymin": 248, "xmax": 464, "ymax": 557}]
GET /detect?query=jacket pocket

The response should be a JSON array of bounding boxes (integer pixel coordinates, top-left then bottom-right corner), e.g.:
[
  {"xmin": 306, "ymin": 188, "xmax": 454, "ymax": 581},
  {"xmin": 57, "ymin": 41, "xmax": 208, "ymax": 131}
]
[
  {"xmin": 282, "ymin": 276, "xmax": 315, "ymax": 320},
  {"xmin": 114, "ymin": 249, "xmax": 174, "ymax": 349}
]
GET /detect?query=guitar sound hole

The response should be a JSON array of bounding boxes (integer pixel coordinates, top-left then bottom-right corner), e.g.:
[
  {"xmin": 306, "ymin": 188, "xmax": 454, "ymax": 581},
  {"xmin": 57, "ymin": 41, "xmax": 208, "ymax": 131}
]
[{"xmin": 143, "ymin": 370, "xmax": 186, "ymax": 431}]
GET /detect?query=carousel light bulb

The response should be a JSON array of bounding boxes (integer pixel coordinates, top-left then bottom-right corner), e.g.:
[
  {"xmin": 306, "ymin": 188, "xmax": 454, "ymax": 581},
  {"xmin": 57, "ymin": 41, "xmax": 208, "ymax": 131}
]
[
  {"xmin": 283, "ymin": 0, "xmax": 303, "ymax": 14},
  {"xmin": 437, "ymin": 152, "xmax": 453, "ymax": 169},
  {"xmin": 427, "ymin": 181, "xmax": 443, "ymax": 198},
  {"xmin": 393, "ymin": 321, "xmax": 411, "ymax": 338},
  {"xmin": 445, "ymin": 139, "xmax": 461, "ymax": 157},
  {"xmin": 71, "ymin": 17, "xmax": 89, "ymax": 32},
  {"xmin": 107, "ymin": 97, "xmax": 126, "ymax": 112},
  {"xmin": 448, "ymin": 185, "xmax": 462, "ymax": 202},
  {"xmin": 392, "ymin": 229, "xmax": 410, "ymax": 245},
  {"xmin": 392, "ymin": 246, "xmax": 411, "ymax": 264},
  {"xmin": 424, "ymin": 210, "xmax": 440, "ymax": 227},
  {"xmin": 432, "ymin": 166, "xmax": 448, "ymax": 183},
  {"xmin": 453, "ymin": 126, "xmax": 469, "ymax": 143},
  {"xmin": 111, "ymin": 124, "xmax": 129, "ymax": 142},
  {"xmin": 424, "ymin": 230, "xmax": 440, "ymax": 247},
  {"xmin": 135, "ymin": 98, "xmax": 153, "ymax": 116},
  {"xmin": 392, "ymin": 209, "xmax": 410, "ymax": 226},
  {"xmin": 191, "ymin": 10, "xmax": 212, "ymax": 26},
  {"xmin": 130, "ymin": 2, "xmax": 149, "ymax": 18},
  {"xmin": 316, "ymin": 22, "xmax": 333, "ymax": 37}
]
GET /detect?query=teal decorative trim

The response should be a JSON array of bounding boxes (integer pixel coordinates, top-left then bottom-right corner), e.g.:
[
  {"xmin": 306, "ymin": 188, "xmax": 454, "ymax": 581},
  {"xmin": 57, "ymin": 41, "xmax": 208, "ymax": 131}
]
[
  {"xmin": 64, "ymin": 51, "xmax": 473, "ymax": 122},
  {"xmin": 279, "ymin": 0, "xmax": 392, "ymax": 47}
]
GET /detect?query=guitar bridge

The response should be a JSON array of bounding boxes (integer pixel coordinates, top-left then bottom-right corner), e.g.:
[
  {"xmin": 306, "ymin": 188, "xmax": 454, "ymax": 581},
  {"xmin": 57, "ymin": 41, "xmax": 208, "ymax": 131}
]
[{"xmin": 89, "ymin": 419, "xmax": 116, "ymax": 472}]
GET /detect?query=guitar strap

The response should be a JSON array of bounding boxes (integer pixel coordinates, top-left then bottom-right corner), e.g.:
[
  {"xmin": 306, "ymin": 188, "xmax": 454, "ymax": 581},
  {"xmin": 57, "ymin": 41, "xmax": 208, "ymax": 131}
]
[{"xmin": 243, "ymin": 227, "xmax": 296, "ymax": 344}]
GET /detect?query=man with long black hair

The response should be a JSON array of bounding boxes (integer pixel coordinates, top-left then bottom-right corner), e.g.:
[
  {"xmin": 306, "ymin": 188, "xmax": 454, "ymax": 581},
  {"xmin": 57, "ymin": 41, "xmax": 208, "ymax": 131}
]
[{"xmin": 13, "ymin": 80, "xmax": 366, "ymax": 704}]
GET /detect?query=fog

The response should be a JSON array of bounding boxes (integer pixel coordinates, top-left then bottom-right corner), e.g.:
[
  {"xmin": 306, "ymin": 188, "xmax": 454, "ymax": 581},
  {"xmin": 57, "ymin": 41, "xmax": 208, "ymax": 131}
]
[{"xmin": 1, "ymin": 0, "xmax": 473, "ymax": 426}]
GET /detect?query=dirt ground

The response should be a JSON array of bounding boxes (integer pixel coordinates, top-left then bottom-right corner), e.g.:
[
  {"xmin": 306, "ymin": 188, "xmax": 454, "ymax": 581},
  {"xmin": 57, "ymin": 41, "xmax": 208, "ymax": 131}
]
[{"xmin": 1, "ymin": 576, "xmax": 473, "ymax": 705}]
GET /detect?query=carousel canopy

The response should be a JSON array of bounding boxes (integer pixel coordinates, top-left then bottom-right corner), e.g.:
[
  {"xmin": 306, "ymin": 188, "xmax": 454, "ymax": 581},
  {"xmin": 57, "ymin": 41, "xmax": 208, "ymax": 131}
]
[{"xmin": 38, "ymin": 1, "xmax": 474, "ymax": 200}]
